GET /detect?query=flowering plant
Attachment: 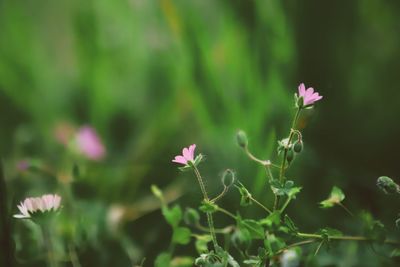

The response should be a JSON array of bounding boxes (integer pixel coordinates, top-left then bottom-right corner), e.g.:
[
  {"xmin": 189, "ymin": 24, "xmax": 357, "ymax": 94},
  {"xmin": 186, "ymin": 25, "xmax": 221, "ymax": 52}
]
[{"xmin": 151, "ymin": 83, "xmax": 400, "ymax": 267}]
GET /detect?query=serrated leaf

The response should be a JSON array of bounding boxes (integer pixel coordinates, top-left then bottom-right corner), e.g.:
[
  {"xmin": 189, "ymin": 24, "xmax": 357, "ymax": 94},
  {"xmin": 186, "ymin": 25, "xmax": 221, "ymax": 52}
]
[
  {"xmin": 162, "ymin": 205, "xmax": 182, "ymax": 228},
  {"xmin": 172, "ymin": 227, "xmax": 192, "ymax": 245},
  {"xmin": 319, "ymin": 186, "xmax": 345, "ymax": 208}
]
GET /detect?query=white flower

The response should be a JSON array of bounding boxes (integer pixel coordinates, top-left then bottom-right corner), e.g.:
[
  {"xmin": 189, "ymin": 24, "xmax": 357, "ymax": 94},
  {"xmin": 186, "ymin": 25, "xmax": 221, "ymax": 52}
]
[{"xmin": 14, "ymin": 194, "xmax": 62, "ymax": 219}]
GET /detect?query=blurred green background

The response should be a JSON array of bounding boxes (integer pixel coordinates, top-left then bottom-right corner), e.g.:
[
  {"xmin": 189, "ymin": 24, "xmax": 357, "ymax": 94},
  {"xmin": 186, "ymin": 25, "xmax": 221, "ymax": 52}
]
[{"xmin": 1, "ymin": 0, "xmax": 400, "ymax": 266}]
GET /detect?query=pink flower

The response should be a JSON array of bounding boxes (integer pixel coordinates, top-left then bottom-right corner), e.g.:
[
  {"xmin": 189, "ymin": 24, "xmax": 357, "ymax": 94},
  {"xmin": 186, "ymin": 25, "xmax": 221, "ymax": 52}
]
[
  {"xmin": 14, "ymin": 194, "xmax": 62, "ymax": 219},
  {"xmin": 172, "ymin": 144, "xmax": 196, "ymax": 165},
  {"xmin": 76, "ymin": 126, "xmax": 106, "ymax": 161},
  {"xmin": 298, "ymin": 83, "xmax": 323, "ymax": 106}
]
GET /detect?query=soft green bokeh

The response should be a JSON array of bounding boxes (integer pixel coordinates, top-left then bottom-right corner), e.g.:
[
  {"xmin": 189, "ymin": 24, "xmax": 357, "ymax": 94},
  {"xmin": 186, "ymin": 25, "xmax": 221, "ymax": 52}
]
[{"xmin": 1, "ymin": 0, "xmax": 400, "ymax": 266}]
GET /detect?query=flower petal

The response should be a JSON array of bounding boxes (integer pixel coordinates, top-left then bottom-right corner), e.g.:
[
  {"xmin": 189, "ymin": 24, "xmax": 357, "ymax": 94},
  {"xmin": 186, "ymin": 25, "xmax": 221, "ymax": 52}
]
[
  {"xmin": 172, "ymin": 155, "xmax": 187, "ymax": 165},
  {"xmin": 298, "ymin": 83, "xmax": 306, "ymax": 96}
]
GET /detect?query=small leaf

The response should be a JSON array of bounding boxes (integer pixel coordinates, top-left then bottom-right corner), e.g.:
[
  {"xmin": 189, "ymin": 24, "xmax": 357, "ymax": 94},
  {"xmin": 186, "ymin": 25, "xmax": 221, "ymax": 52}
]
[
  {"xmin": 264, "ymin": 233, "xmax": 286, "ymax": 256},
  {"xmin": 260, "ymin": 211, "xmax": 281, "ymax": 230},
  {"xmin": 172, "ymin": 227, "xmax": 192, "ymax": 245},
  {"xmin": 319, "ymin": 186, "xmax": 345, "ymax": 208},
  {"xmin": 284, "ymin": 215, "xmax": 298, "ymax": 234},
  {"xmin": 184, "ymin": 208, "xmax": 200, "ymax": 226},
  {"xmin": 195, "ymin": 235, "xmax": 212, "ymax": 253},
  {"xmin": 162, "ymin": 205, "xmax": 182, "ymax": 228},
  {"xmin": 155, "ymin": 252, "xmax": 172, "ymax": 267},
  {"xmin": 239, "ymin": 219, "xmax": 265, "ymax": 239},
  {"xmin": 235, "ymin": 182, "xmax": 252, "ymax": 206}
]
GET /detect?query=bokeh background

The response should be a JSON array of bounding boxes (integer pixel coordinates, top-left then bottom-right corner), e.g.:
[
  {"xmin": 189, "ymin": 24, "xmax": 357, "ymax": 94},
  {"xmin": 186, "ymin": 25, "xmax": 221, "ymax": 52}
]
[{"xmin": 1, "ymin": 0, "xmax": 400, "ymax": 266}]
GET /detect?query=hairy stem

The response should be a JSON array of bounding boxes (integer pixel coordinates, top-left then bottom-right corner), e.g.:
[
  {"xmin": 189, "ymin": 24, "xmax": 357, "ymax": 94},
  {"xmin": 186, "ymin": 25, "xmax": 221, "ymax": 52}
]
[
  {"xmin": 192, "ymin": 165, "xmax": 218, "ymax": 248},
  {"xmin": 279, "ymin": 107, "xmax": 301, "ymax": 183},
  {"xmin": 249, "ymin": 196, "xmax": 272, "ymax": 214}
]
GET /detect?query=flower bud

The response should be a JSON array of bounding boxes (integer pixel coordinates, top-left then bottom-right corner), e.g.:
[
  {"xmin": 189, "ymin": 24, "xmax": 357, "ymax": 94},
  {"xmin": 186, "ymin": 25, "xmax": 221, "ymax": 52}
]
[
  {"xmin": 377, "ymin": 176, "xmax": 400, "ymax": 194},
  {"xmin": 236, "ymin": 130, "xmax": 248, "ymax": 148},
  {"xmin": 293, "ymin": 140, "xmax": 303, "ymax": 153},
  {"xmin": 286, "ymin": 148, "xmax": 294, "ymax": 163}
]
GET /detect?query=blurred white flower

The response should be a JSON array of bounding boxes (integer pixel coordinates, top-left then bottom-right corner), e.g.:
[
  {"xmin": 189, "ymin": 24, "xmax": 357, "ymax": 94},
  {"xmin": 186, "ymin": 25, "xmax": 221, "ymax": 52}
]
[{"xmin": 14, "ymin": 194, "xmax": 62, "ymax": 219}]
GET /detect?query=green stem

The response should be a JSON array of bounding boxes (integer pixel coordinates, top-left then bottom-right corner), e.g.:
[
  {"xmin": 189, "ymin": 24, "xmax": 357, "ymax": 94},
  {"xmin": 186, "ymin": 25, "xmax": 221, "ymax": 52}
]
[
  {"xmin": 279, "ymin": 107, "xmax": 301, "ymax": 184},
  {"xmin": 297, "ymin": 232, "xmax": 400, "ymax": 245},
  {"xmin": 279, "ymin": 197, "xmax": 292, "ymax": 213},
  {"xmin": 216, "ymin": 207, "xmax": 237, "ymax": 220},
  {"xmin": 337, "ymin": 202, "xmax": 354, "ymax": 217},
  {"xmin": 192, "ymin": 165, "xmax": 218, "ymax": 248},
  {"xmin": 41, "ymin": 224, "xmax": 58, "ymax": 267},
  {"xmin": 249, "ymin": 196, "xmax": 272, "ymax": 214}
]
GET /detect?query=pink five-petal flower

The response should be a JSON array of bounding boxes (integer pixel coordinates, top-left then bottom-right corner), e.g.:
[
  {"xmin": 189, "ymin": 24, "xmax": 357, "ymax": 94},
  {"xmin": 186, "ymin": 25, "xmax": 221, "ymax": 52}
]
[
  {"xmin": 298, "ymin": 83, "xmax": 323, "ymax": 106},
  {"xmin": 76, "ymin": 126, "xmax": 106, "ymax": 161},
  {"xmin": 172, "ymin": 144, "xmax": 196, "ymax": 165}
]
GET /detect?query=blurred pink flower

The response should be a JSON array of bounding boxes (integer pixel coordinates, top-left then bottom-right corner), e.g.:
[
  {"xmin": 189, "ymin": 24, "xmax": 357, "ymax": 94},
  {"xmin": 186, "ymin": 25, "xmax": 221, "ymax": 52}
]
[
  {"xmin": 17, "ymin": 160, "xmax": 30, "ymax": 171},
  {"xmin": 76, "ymin": 126, "xmax": 106, "ymax": 161},
  {"xmin": 14, "ymin": 194, "xmax": 62, "ymax": 219},
  {"xmin": 172, "ymin": 144, "xmax": 196, "ymax": 165},
  {"xmin": 298, "ymin": 83, "xmax": 323, "ymax": 106}
]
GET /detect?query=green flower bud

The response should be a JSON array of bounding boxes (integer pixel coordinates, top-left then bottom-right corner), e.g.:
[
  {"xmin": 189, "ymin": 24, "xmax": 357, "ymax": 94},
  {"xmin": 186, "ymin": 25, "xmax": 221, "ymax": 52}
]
[
  {"xmin": 184, "ymin": 208, "xmax": 200, "ymax": 226},
  {"xmin": 293, "ymin": 140, "xmax": 303, "ymax": 153},
  {"xmin": 377, "ymin": 176, "xmax": 400, "ymax": 194},
  {"xmin": 286, "ymin": 148, "xmax": 294, "ymax": 163},
  {"xmin": 236, "ymin": 130, "xmax": 248, "ymax": 148}
]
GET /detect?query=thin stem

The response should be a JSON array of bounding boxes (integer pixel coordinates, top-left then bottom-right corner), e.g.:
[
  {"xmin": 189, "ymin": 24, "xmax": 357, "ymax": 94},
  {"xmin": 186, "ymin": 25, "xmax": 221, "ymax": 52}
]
[
  {"xmin": 314, "ymin": 240, "xmax": 324, "ymax": 256},
  {"xmin": 249, "ymin": 196, "xmax": 272, "ymax": 214},
  {"xmin": 297, "ymin": 232, "xmax": 400, "ymax": 245},
  {"xmin": 337, "ymin": 202, "xmax": 354, "ymax": 217},
  {"xmin": 191, "ymin": 165, "xmax": 218, "ymax": 248},
  {"xmin": 192, "ymin": 165, "xmax": 209, "ymax": 201},
  {"xmin": 195, "ymin": 223, "xmax": 234, "ymax": 234},
  {"xmin": 216, "ymin": 207, "xmax": 237, "ymax": 220},
  {"xmin": 41, "ymin": 224, "xmax": 58, "ymax": 267},
  {"xmin": 68, "ymin": 243, "xmax": 81, "ymax": 267},
  {"xmin": 279, "ymin": 107, "xmax": 301, "ymax": 184},
  {"xmin": 206, "ymin": 212, "xmax": 218, "ymax": 248},
  {"xmin": 279, "ymin": 197, "xmax": 292, "ymax": 213}
]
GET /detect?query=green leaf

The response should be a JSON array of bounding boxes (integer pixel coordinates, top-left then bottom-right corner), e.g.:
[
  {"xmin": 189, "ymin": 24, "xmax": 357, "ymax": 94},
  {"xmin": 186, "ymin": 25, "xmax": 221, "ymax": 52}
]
[
  {"xmin": 195, "ymin": 235, "xmax": 212, "ymax": 253},
  {"xmin": 260, "ymin": 211, "xmax": 281, "ymax": 230},
  {"xmin": 283, "ymin": 215, "xmax": 298, "ymax": 234},
  {"xmin": 162, "ymin": 205, "xmax": 182, "ymax": 228},
  {"xmin": 235, "ymin": 182, "xmax": 252, "ymax": 206},
  {"xmin": 184, "ymin": 208, "xmax": 200, "ymax": 225},
  {"xmin": 264, "ymin": 233, "xmax": 286, "ymax": 256},
  {"xmin": 155, "ymin": 252, "xmax": 172, "ymax": 267},
  {"xmin": 239, "ymin": 219, "xmax": 265, "ymax": 239},
  {"xmin": 270, "ymin": 180, "xmax": 300, "ymax": 198},
  {"xmin": 319, "ymin": 186, "xmax": 345, "ymax": 208},
  {"xmin": 369, "ymin": 221, "xmax": 386, "ymax": 243},
  {"xmin": 231, "ymin": 228, "xmax": 251, "ymax": 251},
  {"xmin": 172, "ymin": 227, "xmax": 192, "ymax": 245}
]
